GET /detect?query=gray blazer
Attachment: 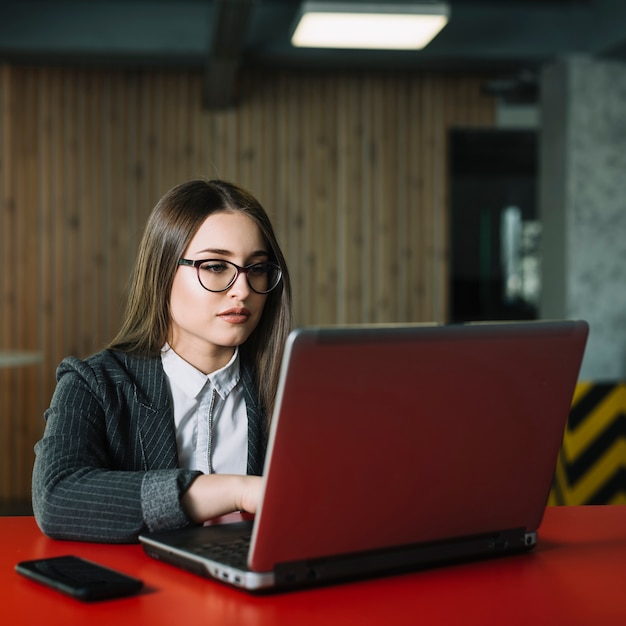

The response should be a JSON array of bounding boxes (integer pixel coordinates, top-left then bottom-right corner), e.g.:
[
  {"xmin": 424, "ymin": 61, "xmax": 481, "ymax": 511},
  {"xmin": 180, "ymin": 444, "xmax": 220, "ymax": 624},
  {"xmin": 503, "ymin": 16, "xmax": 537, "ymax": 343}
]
[{"xmin": 32, "ymin": 349, "xmax": 267, "ymax": 543}]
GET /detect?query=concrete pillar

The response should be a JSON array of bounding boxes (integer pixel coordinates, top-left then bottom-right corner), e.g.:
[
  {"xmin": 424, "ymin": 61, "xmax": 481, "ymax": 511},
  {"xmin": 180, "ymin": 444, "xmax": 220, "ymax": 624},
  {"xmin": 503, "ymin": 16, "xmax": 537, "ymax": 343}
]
[{"xmin": 540, "ymin": 55, "xmax": 626, "ymax": 380}]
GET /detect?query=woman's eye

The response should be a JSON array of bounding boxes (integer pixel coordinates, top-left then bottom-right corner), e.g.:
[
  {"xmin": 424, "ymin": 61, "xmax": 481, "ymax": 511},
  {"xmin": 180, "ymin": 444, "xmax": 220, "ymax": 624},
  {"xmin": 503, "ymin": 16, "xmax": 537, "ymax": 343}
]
[
  {"xmin": 200, "ymin": 262, "xmax": 229, "ymax": 274},
  {"xmin": 249, "ymin": 264, "xmax": 268, "ymax": 276}
]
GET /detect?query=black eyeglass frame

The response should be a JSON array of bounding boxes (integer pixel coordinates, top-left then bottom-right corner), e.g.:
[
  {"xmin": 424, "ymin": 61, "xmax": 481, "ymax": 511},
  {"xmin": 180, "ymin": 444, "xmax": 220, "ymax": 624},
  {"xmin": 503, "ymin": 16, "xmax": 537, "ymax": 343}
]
[{"xmin": 178, "ymin": 258, "xmax": 283, "ymax": 294}]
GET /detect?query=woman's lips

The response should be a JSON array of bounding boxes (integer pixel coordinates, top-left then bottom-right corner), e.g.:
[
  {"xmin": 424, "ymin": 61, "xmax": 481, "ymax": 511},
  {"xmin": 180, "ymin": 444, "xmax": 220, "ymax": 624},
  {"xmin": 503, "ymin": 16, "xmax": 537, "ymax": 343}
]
[{"xmin": 218, "ymin": 308, "xmax": 251, "ymax": 324}]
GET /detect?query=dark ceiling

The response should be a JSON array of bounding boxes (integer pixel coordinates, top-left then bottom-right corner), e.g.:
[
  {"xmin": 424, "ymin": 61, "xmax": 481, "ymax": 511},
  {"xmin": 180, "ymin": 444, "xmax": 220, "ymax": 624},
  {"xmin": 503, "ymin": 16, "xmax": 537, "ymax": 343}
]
[{"xmin": 1, "ymin": 0, "xmax": 625, "ymax": 107}]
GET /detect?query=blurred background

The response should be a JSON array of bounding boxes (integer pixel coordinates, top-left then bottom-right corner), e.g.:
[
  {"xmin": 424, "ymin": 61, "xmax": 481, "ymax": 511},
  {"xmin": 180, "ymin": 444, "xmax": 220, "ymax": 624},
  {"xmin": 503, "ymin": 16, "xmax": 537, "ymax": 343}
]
[{"xmin": 1, "ymin": 0, "xmax": 625, "ymax": 511}]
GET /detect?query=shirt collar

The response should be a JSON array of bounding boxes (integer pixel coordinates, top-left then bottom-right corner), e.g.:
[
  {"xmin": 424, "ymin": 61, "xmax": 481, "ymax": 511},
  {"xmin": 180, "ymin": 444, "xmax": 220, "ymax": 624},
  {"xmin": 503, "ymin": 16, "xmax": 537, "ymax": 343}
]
[{"xmin": 161, "ymin": 345, "xmax": 240, "ymax": 400}]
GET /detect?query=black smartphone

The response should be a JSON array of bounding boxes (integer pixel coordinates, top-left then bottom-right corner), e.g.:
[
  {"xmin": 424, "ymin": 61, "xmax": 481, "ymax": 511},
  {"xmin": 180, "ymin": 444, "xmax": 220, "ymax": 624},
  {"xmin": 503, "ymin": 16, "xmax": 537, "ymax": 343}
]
[{"xmin": 15, "ymin": 555, "xmax": 144, "ymax": 601}]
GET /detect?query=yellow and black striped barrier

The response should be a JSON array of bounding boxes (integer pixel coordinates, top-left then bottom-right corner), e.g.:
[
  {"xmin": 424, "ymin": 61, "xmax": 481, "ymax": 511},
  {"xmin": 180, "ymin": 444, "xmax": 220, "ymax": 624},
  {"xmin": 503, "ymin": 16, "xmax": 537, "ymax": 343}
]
[{"xmin": 549, "ymin": 381, "xmax": 626, "ymax": 505}]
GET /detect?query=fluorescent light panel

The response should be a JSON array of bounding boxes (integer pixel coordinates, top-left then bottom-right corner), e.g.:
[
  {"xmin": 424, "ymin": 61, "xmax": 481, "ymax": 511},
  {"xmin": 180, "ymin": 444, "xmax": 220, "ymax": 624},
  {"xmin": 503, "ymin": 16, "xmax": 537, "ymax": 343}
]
[{"xmin": 291, "ymin": 2, "xmax": 450, "ymax": 50}]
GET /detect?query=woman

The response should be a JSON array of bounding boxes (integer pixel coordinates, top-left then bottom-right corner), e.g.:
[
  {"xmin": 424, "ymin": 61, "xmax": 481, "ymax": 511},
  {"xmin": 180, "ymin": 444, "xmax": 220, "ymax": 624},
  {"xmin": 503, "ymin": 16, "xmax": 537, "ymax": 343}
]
[{"xmin": 32, "ymin": 179, "xmax": 293, "ymax": 543}]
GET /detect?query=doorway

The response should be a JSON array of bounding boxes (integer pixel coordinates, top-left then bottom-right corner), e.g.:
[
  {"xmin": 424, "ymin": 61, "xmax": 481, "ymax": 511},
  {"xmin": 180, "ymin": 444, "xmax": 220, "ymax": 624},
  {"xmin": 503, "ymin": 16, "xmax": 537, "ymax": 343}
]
[{"xmin": 449, "ymin": 128, "xmax": 540, "ymax": 323}]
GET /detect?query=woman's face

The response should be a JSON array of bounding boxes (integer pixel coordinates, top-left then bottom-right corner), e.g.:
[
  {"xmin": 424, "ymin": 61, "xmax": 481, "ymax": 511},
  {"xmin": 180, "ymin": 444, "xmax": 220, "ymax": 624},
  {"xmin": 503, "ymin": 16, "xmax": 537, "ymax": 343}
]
[{"xmin": 169, "ymin": 210, "xmax": 270, "ymax": 372}]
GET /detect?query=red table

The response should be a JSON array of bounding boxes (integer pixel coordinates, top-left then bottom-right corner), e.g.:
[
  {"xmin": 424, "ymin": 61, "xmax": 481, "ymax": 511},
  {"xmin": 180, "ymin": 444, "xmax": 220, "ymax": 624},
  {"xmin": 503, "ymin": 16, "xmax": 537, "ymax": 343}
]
[{"xmin": 2, "ymin": 506, "xmax": 625, "ymax": 625}]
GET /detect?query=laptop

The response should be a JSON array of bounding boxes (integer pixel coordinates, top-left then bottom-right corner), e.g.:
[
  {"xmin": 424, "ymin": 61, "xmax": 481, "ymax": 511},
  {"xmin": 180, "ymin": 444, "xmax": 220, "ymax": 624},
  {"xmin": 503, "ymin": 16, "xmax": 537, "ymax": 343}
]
[{"xmin": 139, "ymin": 319, "xmax": 589, "ymax": 592}]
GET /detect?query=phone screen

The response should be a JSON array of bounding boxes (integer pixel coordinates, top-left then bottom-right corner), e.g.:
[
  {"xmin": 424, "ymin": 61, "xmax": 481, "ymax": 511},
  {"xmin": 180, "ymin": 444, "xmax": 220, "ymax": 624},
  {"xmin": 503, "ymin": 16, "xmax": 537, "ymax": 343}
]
[{"xmin": 15, "ymin": 555, "xmax": 144, "ymax": 601}]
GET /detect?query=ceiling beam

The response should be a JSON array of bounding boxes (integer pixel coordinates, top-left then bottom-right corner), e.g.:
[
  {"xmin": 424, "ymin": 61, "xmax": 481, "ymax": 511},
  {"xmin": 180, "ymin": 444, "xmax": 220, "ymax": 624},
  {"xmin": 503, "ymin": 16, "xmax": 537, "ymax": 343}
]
[{"xmin": 204, "ymin": 0, "xmax": 257, "ymax": 110}]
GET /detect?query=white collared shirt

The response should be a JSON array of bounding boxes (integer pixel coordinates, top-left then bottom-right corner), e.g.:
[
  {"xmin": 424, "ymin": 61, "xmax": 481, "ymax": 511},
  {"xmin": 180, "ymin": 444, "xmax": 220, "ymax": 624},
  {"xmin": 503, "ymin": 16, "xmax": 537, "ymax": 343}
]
[{"xmin": 161, "ymin": 346, "xmax": 248, "ymax": 475}]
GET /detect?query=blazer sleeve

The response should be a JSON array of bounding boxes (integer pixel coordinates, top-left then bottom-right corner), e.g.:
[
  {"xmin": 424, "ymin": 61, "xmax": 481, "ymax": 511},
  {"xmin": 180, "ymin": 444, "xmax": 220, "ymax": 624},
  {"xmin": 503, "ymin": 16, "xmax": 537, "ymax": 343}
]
[{"xmin": 32, "ymin": 354, "xmax": 202, "ymax": 543}]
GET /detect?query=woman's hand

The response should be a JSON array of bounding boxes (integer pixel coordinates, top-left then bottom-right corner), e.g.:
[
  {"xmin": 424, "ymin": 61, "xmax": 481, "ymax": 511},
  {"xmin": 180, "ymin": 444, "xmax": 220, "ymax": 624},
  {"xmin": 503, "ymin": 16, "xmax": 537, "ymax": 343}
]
[{"xmin": 181, "ymin": 474, "xmax": 262, "ymax": 524}]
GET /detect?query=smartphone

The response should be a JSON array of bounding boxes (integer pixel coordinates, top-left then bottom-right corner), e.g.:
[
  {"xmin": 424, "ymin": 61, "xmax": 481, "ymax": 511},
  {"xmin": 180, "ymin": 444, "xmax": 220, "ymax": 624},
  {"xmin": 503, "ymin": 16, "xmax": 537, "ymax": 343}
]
[{"xmin": 15, "ymin": 555, "xmax": 144, "ymax": 601}]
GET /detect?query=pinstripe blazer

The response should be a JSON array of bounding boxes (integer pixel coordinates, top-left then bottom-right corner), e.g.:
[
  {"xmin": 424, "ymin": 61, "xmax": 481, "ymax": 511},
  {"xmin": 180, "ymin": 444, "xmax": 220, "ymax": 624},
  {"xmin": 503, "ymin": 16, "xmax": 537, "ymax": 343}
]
[{"xmin": 32, "ymin": 349, "xmax": 267, "ymax": 544}]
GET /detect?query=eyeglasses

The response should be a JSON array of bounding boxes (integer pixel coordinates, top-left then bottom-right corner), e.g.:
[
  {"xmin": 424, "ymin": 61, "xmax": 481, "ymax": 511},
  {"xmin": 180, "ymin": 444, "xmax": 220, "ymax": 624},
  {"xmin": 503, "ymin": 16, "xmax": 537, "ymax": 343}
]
[{"xmin": 178, "ymin": 258, "xmax": 282, "ymax": 294}]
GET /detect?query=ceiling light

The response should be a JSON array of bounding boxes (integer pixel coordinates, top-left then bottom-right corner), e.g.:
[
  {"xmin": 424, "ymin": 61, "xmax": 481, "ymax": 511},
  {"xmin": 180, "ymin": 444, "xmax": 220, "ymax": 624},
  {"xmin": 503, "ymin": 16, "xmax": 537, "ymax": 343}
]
[{"xmin": 291, "ymin": 2, "xmax": 450, "ymax": 50}]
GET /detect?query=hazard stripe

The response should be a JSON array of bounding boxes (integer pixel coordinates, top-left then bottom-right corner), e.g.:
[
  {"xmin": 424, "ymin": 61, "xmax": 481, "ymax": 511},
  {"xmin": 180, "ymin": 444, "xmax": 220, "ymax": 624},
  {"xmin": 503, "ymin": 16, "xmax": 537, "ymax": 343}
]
[
  {"xmin": 568, "ymin": 384, "xmax": 614, "ymax": 430},
  {"xmin": 549, "ymin": 382, "xmax": 626, "ymax": 506}
]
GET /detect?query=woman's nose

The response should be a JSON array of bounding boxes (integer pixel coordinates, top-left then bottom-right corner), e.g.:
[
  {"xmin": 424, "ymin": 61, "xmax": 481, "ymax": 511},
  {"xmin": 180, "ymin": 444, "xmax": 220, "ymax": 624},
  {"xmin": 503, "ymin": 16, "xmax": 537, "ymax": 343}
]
[{"xmin": 227, "ymin": 270, "xmax": 251, "ymax": 297}]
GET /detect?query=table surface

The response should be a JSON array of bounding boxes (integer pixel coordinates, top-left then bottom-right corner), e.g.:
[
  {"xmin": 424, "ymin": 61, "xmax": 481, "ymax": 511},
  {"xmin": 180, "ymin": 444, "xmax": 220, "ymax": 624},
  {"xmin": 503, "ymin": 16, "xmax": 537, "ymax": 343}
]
[{"xmin": 2, "ymin": 506, "xmax": 625, "ymax": 625}]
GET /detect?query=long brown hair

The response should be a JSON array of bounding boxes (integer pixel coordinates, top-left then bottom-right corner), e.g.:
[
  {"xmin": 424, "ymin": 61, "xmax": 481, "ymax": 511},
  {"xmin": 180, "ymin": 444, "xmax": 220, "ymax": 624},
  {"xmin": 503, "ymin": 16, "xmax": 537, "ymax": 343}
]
[{"xmin": 109, "ymin": 179, "xmax": 293, "ymax": 419}]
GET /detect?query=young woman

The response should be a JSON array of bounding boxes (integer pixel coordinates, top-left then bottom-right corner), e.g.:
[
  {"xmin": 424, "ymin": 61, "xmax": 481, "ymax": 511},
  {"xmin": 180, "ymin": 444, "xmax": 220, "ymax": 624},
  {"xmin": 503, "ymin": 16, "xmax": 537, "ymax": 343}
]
[{"xmin": 32, "ymin": 179, "xmax": 292, "ymax": 543}]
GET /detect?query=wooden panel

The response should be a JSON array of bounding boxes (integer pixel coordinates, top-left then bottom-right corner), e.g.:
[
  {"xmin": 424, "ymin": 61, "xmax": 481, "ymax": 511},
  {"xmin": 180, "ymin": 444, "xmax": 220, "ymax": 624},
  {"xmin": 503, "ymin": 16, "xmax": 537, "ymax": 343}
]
[
  {"xmin": 0, "ymin": 64, "xmax": 496, "ymax": 501},
  {"xmin": 0, "ymin": 66, "xmax": 44, "ymax": 501},
  {"xmin": 0, "ymin": 65, "xmax": 12, "ymax": 499}
]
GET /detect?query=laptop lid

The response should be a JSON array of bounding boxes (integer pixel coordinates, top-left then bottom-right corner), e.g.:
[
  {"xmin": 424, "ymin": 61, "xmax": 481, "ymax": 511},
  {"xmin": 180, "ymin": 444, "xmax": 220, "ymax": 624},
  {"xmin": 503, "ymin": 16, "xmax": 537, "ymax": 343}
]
[
  {"xmin": 141, "ymin": 320, "xmax": 588, "ymax": 590},
  {"xmin": 249, "ymin": 320, "xmax": 588, "ymax": 570}
]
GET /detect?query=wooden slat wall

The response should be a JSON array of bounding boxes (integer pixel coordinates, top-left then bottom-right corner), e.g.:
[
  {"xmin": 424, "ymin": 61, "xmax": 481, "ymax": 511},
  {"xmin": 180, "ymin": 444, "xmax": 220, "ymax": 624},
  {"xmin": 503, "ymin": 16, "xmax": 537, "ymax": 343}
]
[{"xmin": 0, "ymin": 65, "xmax": 495, "ymax": 502}]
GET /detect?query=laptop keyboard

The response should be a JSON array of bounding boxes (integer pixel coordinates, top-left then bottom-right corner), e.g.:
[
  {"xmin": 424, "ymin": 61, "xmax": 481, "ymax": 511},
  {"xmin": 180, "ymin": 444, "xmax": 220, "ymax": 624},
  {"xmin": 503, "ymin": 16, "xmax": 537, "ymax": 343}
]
[{"xmin": 193, "ymin": 536, "xmax": 251, "ymax": 569}]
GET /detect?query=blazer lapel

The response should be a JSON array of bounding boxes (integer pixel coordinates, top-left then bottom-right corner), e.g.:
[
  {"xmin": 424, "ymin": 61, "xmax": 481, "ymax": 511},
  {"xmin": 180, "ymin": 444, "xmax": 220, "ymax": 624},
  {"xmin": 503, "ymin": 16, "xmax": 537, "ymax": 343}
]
[
  {"xmin": 241, "ymin": 360, "xmax": 267, "ymax": 476},
  {"xmin": 121, "ymin": 353, "xmax": 179, "ymax": 470}
]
